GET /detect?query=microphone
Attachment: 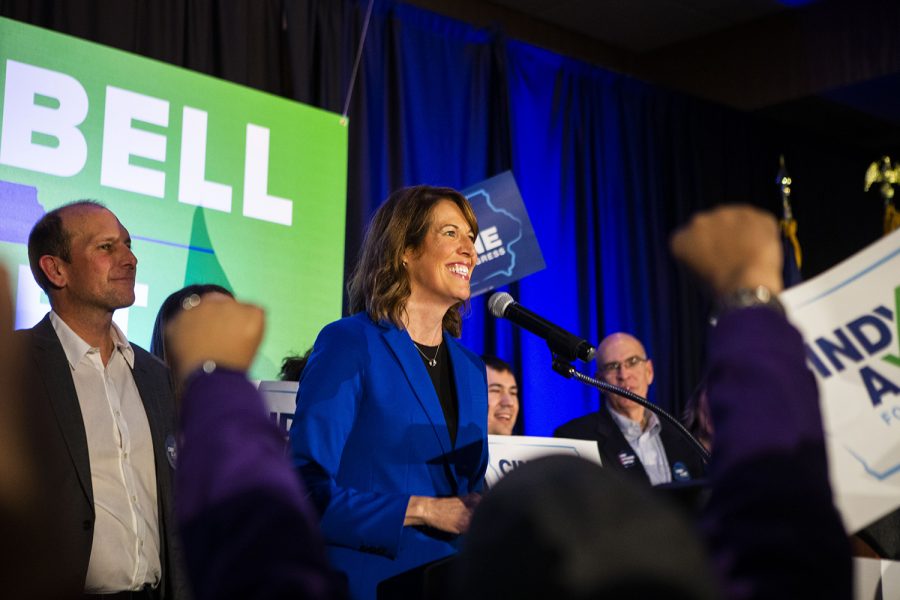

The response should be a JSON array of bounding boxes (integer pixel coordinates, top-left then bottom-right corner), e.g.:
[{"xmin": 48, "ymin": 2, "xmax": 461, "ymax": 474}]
[{"xmin": 488, "ymin": 292, "xmax": 596, "ymax": 363}]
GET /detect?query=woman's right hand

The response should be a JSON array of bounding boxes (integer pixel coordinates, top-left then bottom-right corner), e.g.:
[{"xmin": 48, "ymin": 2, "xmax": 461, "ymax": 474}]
[{"xmin": 405, "ymin": 493, "xmax": 481, "ymax": 534}]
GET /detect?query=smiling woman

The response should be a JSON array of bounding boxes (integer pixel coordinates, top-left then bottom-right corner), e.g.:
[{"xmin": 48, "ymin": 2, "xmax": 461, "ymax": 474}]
[
  {"xmin": 289, "ymin": 185, "xmax": 489, "ymax": 600},
  {"xmin": 403, "ymin": 199, "xmax": 477, "ymax": 327}
]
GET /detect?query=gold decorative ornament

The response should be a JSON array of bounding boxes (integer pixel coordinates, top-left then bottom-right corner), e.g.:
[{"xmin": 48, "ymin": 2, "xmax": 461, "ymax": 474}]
[
  {"xmin": 777, "ymin": 155, "xmax": 801, "ymax": 269},
  {"xmin": 864, "ymin": 156, "xmax": 900, "ymax": 235}
]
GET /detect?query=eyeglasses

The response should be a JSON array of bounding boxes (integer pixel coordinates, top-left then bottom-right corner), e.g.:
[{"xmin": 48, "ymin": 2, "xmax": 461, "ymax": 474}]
[{"xmin": 599, "ymin": 355, "xmax": 648, "ymax": 374}]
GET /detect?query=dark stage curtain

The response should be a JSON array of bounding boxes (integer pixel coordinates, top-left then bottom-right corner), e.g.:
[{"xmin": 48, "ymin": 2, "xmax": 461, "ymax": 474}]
[{"xmin": 0, "ymin": 0, "xmax": 882, "ymax": 434}]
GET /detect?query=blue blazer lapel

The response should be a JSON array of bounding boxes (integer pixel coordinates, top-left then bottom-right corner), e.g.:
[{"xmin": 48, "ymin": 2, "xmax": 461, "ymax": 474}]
[
  {"xmin": 446, "ymin": 337, "xmax": 475, "ymax": 444},
  {"xmin": 381, "ymin": 325, "xmax": 453, "ymax": 455},
  {"xmin": 445, "ymin": 337, "xmax": 485, "ymax": 491}
]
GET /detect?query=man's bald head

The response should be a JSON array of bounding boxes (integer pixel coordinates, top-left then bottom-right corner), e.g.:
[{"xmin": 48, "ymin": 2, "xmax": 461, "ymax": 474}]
[
  {"xmin": 596, "ymin": 332, "xmax": 654, "ymax": 421},
  {"xmin": 597, "ymin": 333, "xmax": 647, "ymax": 362},
  {"xmin": 28, "ymin": 200, "xmax": 107, "ymax": 292}
]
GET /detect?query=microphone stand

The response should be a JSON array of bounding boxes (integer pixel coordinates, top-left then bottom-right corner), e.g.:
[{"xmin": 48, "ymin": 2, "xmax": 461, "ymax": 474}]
[{"xmin": 551, "ymin": 356, "xmax": 711, "ymax": 464}]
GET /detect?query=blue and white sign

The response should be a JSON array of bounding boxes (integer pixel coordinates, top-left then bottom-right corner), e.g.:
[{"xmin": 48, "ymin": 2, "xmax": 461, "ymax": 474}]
[
  {"xmin": 485, "ymin": 434, "xmax": 602, "ymax": 488},
  {"xmin": 463, "ymin": 171, "xmax": 545, "ymax": 296},
  {"xmin": 257, "ymin": 379, "xmax": 298, "ymax": 439},
  {"xmin": 781, "ymin": 227, "xmax": 900, "ymax": 532}
]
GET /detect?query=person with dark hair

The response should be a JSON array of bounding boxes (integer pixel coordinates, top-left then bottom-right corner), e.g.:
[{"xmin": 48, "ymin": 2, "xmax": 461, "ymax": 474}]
[
  {"xmin": 554, "ymin": 333, "xmax": 705, "ymax": 487},
  {"xmin": 84, "ymin": 203, "xmax": 846, "ymax": 600},
  {"xmin": 481, "ymin": 355, "xmax": 520, "ymax": 435},
  {"xmin": 279, "ymin": 348, "xmax": 312, "ymax": 382},
  {"xmin": 289, "ymin": 185, "xmax": 488, "ymax": 600},
  {"xmin": 682, "ymin": 379, "xmax": 713, "ymax": 452},
  {"xmin": 457, "ymin": 455, "xmax": 717, "ymax": 600},
  {"xmin": 16, "ymin": 201, "xmax": 188, "ymax": 598},
  {"xmin": 150, "ymin": 283, "xmax": 233, "ymax": 366}
]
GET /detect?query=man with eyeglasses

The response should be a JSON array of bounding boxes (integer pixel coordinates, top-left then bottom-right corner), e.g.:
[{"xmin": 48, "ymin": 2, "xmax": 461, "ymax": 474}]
[{"xmin": 553, "ymin": 332, "xmax": 704, "ymax": 486}]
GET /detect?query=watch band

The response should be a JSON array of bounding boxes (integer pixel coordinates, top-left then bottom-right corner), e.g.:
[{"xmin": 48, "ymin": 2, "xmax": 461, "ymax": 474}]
[{"xmin": 711, "ymin": 285, "xmax": 785, "ymax": 325}]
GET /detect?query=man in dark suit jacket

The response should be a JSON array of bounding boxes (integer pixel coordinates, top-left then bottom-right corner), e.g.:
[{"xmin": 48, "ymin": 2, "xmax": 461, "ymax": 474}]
[
  {"xmin": 17, "ymin": 201, "xmax": 185, "ymax": 598},
  {"xmin": 554, "ymin": 332, "xmax": 704, "ymax": 486}
]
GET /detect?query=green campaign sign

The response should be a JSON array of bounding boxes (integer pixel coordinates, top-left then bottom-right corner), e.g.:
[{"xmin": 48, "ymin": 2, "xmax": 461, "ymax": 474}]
[{"xmin": 0, "ymin": 17, "xmax": 348, "ymax": 378}]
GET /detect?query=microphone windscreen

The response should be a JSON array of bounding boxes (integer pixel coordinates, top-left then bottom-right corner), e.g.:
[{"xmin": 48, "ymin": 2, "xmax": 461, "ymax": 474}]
[{"xmin": 488, "ymin": 292, "xmax": 515, "ymax": 318}]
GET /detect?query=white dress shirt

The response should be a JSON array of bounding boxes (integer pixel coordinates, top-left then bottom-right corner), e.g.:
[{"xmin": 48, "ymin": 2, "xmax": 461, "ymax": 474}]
[{"xmin": 50, "ymin": 311, "xmax": 161, "ymax": 593}]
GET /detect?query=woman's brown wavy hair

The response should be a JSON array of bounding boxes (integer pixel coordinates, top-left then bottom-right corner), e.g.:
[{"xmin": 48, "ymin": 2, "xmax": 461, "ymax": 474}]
[{"xmin": 347, "ymin": 185, "xmax": 478, "ymax": 337}]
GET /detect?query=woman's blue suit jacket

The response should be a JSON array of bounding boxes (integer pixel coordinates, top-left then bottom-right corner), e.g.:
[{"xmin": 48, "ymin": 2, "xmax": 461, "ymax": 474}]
[{"xmin": 289, "ymin": 312, "xmax": 489, "ymax": 600}]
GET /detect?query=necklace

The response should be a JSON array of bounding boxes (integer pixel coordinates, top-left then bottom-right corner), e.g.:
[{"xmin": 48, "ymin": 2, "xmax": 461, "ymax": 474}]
[{"xmin": 413, "ymin": 340, "xmax": 441, "ymax": 367}]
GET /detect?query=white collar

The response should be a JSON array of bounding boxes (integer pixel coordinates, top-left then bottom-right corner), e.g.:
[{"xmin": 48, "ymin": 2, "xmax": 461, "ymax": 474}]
[
  {"xmin": 49, "ymin": 311, "xmax": 135, "ymax": 369},
  {"xmin": 608, "ymin": 404, "xmax": 660, "ymax": 438}
]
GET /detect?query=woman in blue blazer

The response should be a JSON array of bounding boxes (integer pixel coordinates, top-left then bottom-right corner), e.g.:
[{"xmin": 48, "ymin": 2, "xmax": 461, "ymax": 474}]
[{"xmin": 290, "ymin": 185, "xmax": 489, "ymax": 600}]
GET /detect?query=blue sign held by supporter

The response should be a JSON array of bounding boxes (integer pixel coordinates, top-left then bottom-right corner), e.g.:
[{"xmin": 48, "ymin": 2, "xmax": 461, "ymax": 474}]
[{"xmin": 463, "ymin": 171, "xmax": 545, "ymax": 296}]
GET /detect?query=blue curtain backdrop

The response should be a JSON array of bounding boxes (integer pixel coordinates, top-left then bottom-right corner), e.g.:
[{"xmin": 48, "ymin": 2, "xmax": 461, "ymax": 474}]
[{"xmin": 0, "ymin": 0, "xmax": 883, "ymax": 434}]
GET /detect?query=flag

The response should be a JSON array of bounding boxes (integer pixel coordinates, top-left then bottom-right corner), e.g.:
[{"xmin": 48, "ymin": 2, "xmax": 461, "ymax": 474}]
[
  {"xmin": 776, "ymin": 155, "xmax": 802, "ymax": 288},
  {"xmin": 780, "ymin": 216, "xmax": 803, "ymax": 288},
  {"xmin": 885, "ymin": 201, "xmax": 900, "ymax": 236}
]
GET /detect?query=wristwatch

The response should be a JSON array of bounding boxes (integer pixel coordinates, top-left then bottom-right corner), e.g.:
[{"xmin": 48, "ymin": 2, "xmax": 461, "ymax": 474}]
[{"xmin": 711, "ymin": 285, "xmax": 785, "ymax": 325}]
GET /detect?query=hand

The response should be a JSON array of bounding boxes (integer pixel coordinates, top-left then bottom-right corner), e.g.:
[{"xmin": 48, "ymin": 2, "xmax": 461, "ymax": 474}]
[
  {"xmin": 670, "ymin": 205, "xmax": 783, "ymax": 296},
  {"xmin": 405, "ymin": 493, "xmax": 482, "ymax": 534},
  {"xmin": 165, "ymin": 296, "xmax": 265, "ymax": 384}
]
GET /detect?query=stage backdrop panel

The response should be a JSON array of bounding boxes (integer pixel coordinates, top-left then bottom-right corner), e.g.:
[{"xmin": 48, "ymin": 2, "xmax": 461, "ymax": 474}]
[{"xmin": 0, "ymin": 17, "xmax": 348, "ymax": 379}]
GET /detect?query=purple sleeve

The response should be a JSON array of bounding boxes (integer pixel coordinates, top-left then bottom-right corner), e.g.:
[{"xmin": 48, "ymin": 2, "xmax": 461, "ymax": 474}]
[
  {"xmin": 702, "ymin": 308, "xmax": 851, "ymax": 600},
  {"xmin": 176, "ymin": 369, "xmax": 345, "ymax": 600}
]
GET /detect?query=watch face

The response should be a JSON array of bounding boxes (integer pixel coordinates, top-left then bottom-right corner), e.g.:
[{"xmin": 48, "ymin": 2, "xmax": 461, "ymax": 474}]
[{"xmin": 716, "ymin": 286, "xmax": 784, "ymax": 319}]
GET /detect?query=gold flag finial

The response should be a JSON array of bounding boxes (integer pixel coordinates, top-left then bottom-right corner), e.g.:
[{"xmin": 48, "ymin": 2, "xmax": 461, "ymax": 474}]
[
  {"xmin": 777, "ymin": 155, "xmax": 801, "ymax": 269},
  {"xmin": 776, "ymin": 154, "xmax": 793, "ymax": 221},
  {"xmin": 864, "ymin": 155, "xmax": 900, "ymax": 235}
]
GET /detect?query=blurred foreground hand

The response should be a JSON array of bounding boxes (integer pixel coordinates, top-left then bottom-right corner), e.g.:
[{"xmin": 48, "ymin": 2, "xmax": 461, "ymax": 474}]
[
  {"xmin": 670, "ymin": 204, "xmax": 783, "ymax": 295},
  {"xmin": 0, "ymin": 263, "xmax": 30, "ymax": 504},
  {"xmin": 166, "ymin": 296, "xmax": 265, "ymax": 384}
]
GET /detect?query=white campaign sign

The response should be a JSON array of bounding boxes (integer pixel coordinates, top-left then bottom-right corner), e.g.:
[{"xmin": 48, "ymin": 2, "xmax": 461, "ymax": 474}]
[
  {"xmin": 485, "ymin": 434, "xmax": 602, "ymax": 488},
  {"xmin": 853, "ymin": 558, "xmax": 900, "ymax": 599},
  {"xmin": 781, "ymin": 228, "xmax": 900, "ymax": 532},
  {"xmin": 258, "ymin": 380, "xmax": 299, "ymax": 437}
]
